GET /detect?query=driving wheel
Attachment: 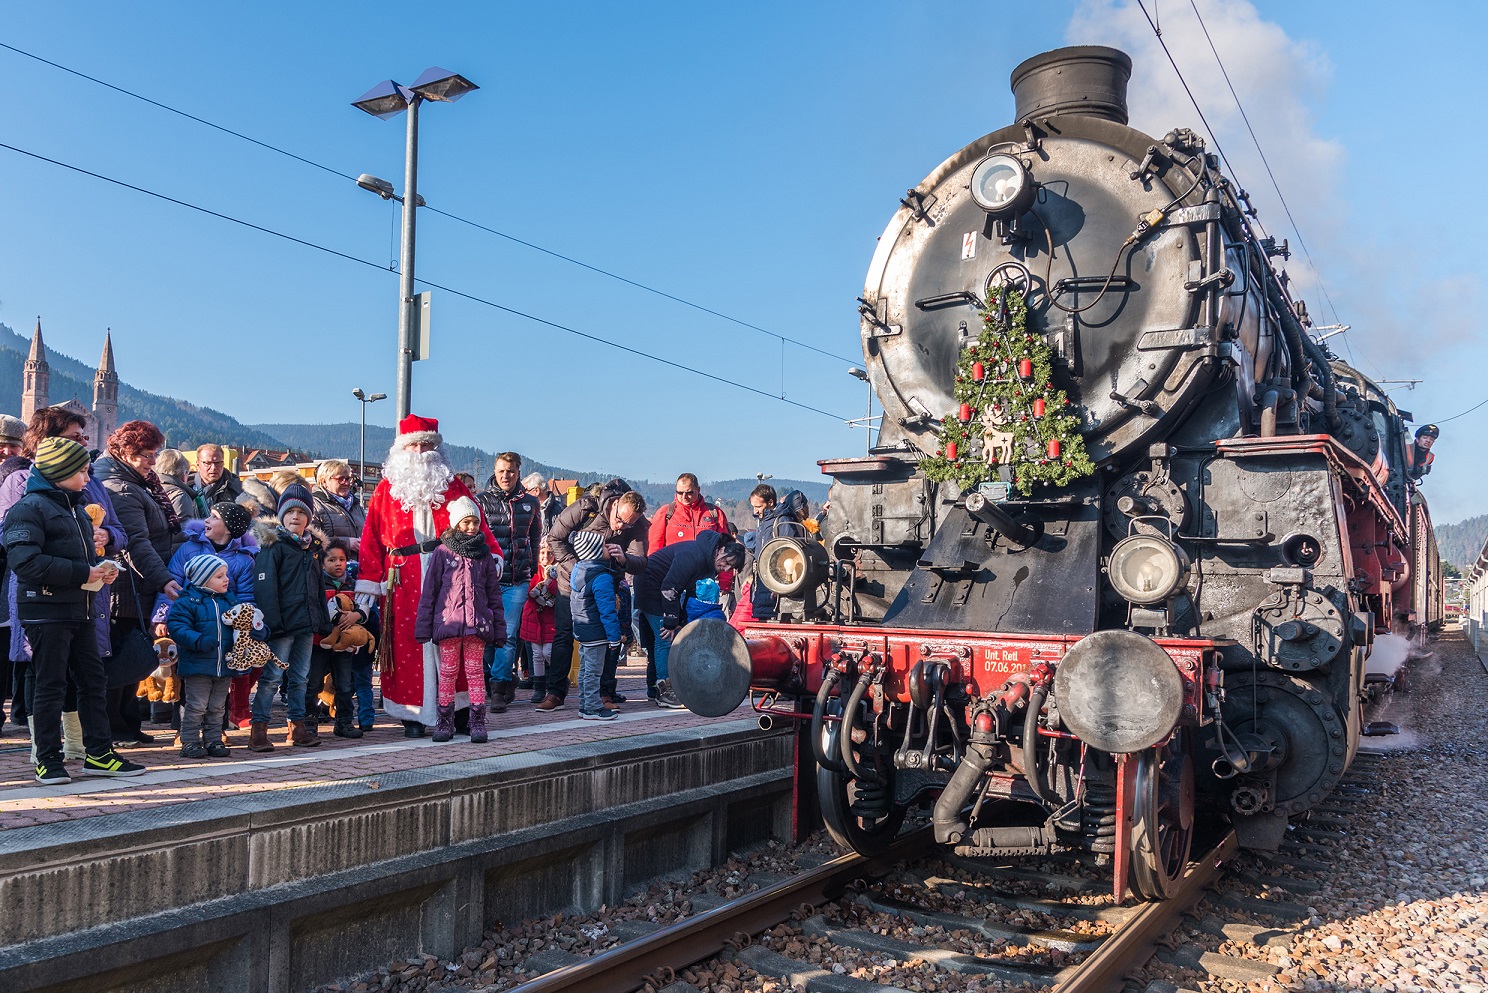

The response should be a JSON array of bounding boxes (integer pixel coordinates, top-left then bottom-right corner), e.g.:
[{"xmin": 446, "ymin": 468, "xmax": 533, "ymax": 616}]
[
  {"xmin": 1129, "ymin": 730, "xmax": 1196, "ymax": 900},
  {"xmin": 817, "ymin": 720, "xmax": 905, "ymax": 855}
]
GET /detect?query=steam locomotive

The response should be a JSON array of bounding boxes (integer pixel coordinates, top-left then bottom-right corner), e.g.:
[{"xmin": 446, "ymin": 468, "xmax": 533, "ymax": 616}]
[{"xmin": 670, "ymin": 46, "xmax": 1440, "ymax": 900}]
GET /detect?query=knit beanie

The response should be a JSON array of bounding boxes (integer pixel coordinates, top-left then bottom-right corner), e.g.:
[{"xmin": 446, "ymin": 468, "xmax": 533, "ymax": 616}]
[
  {"xmin": 212, "ymin": 501, "xmax": 253, "ymax": 540},
  {"xmin": 446, "ymin": 495, "xmax": 480, "ymax": 528},
  {"xmin": 35, "ymin": 437, "xmax": 91, "ymax": 484},
  {"xmin": 694, "ymin": 577, "xmax": 721, "ymax": 605},
  {"xmin": 184, "ymin": 554, "xmax": 228, "ymax": 589},
  {"xmin": 571, "ymin": 529, "xmax": 605, "ymax": 561},
  {"xmin": 277, "ymin": 480, "xmax": 314, "ymax": 520}
]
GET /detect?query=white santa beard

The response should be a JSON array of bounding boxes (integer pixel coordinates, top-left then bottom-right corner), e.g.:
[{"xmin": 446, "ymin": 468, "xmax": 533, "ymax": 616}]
[{"xmin": 384, "ymin": 448, "xmax": 454, "ymax": 511}]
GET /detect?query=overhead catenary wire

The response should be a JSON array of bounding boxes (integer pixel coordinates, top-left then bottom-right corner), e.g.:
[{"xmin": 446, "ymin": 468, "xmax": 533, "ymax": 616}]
[
  {"xmin": 1181, "ymin": 0, "xmax": 1381, "ymax": 377},
  {"xmin": 0, "ymin": 39, "xmax": 858, "ymax": 365},
  {"xmin": 1431, "ymin": 396, "xmax": 1488, "ymax": 426},
  {"xmin": 0, "ymin": 138, "xmax": 849, "ymax": 422}
]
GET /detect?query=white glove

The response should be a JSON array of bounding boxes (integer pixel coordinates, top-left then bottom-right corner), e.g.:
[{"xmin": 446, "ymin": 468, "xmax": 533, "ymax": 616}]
[{"xmin": 354, "ymin": 592, "xmax": 379, "ymax": 612}]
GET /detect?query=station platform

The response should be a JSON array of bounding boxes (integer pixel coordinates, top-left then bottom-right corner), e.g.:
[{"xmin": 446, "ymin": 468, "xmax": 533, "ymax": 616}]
[
  {"xmin": 0, "ymin": 658, "xmax": 737, "ymax": 832},
  {"xmin": 0, "ymin": 656, "xmax": 798, "ymax": 993}
]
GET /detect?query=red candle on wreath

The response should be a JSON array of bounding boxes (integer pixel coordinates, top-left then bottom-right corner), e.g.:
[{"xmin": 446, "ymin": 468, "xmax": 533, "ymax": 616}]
[
  {"xmin": 972, "ymin": 361, "xmax": 985, "ymax": 381},
  {"xmin": 946, "ymin": 441, "xmax": 959, "ymax": 461},
  {"xmin": 1047, "ymin": 437, "xmax": 1062, "ymax": 458},
  {"xmin": 959, "ymin": 402, "xmax": 971, "ymax": 422},
  {"xmin": 1019, "ymin": 358, "xmax": 1033, "ymax": 379},
  {"xmin": 1033, "ymin": 398, "xmax": 1046, "ymax": 417}
]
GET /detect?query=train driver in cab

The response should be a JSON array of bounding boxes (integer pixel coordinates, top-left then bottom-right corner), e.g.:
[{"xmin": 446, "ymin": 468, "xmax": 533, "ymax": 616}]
[{"xmin": 1406, "ymin": 423, "xmax": 1439, "ymax": 481}]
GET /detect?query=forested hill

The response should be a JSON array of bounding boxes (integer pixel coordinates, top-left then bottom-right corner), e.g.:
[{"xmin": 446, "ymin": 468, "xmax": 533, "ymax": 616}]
[
  {"xmin": 0, "ymin": 323, "xmax": 288, "ymax": 450},
  {"xmin": 1437, "ymin": 514, "xmax": 1488, "ymax": 571}
]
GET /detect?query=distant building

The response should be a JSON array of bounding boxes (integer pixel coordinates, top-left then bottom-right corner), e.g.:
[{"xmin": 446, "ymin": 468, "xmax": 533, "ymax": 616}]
[{"xmin": 20, "ymin": 318, "xmax": 120, "ymax": 445}]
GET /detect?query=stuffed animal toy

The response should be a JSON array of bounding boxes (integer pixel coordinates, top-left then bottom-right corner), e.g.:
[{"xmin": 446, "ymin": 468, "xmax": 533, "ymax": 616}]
[
  {"xmin": 221, "ymin": 603, "xmax": 281, "ymax": 671},
  {"xmin": 84, "ymin": 504, "xmax": 107, "ymax": 555},
  {"xmin": 320, "ymin": 593, "xmax": 376, "ymax": 653}
]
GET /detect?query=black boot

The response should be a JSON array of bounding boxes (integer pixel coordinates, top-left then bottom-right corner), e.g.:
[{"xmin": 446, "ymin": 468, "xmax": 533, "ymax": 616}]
[{"xmin": 401, "ymin": 720, "xmax": 426, "ymax": 739}]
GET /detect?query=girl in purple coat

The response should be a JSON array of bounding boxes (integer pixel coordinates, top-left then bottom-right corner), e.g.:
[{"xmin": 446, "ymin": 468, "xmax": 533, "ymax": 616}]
[{"xmin": 414, "ymin": 496, "xmax": 505, "ymax": 743}]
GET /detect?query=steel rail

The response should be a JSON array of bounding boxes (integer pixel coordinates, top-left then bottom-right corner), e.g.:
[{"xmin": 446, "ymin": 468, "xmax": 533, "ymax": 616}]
[
  {"xmin": 512, "ymin": 830, "xmax": 934, "ymax": 993},
  {"xmin": 514, "ymin": 829, "xmax": 1235, "ymax": 993},
  {"xmin": 1053, "ymin": 831, "xmax": 1239, "ymax": 993}
]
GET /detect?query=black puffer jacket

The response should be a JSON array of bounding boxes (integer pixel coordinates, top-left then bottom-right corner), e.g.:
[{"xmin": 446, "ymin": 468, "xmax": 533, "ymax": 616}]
[
  {"xmin": 2, "ymin": 472, "xmax": 100, "ymax": 623},
  {"xmin": 252, "ymin": 518, "xmax": 332, "ymax": 638},
  {"xmin": 95, "ymin": 455, "xmax": 178, "ymax": 619},
  {"xmin": 476, "ymin": 477, "xmax": 542, "ymax": 585}
]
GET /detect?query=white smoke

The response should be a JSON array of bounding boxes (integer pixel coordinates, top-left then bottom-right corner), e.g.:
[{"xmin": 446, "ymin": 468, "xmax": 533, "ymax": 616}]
[
  {"xmin": 1367, "ymin": 633, "xmax": 1411, "ymax": 680},
  {"xmin": 1066, "ymin": 1, "xmax": 1342, "ymax": 300},
  {"xmin": 1064, "ymin": 1, "xmax": 1485, "ymax": 375}
]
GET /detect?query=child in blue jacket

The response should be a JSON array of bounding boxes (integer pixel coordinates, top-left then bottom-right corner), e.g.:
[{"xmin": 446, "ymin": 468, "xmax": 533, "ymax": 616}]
[
  {"xmin": 167, "ymin": 554, "xmax": 260, "ymax": 759},
  {"xmin": 568, "ymin": 530, "xmax": 621, "ymax": 722},
  {"xmin": 687, "ymin": 577, "xmax": 726, "ymax": 624}
]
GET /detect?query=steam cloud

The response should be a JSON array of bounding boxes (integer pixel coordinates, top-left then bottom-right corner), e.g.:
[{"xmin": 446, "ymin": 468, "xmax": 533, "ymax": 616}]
[{"xmin": 1064, "ymin": 1, "xmax": 1483, "ymax": 375}]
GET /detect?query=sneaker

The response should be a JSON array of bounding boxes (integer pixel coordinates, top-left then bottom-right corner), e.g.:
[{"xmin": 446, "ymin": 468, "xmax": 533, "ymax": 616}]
[
  {"xmin": 535, "ymin": 695, "xmax": 565, "ymax": 711},
  {"xmin": 580, "ymin": 708, "xmax": 619, "ymax": 721},
  {"xmin": 205, "ymin": 742, "xmax": 231, "ymax": 758},
  {"xmin": 35, "ymin": 759, "xmax": 70, "ymax": 785},
  {"xmin": 655, "ymin": 680, "xmax": 685, "ymax": 710},
  {"xmin": 180, "ymin": 744, "xmax": 208, "ymax": 759},
  {"xmin": 81, "ymin": 750, "xmax": 147, "ymax": 777},
  {"xmin": 605, "ymin": 692, "xmax": 628, "ymax": 705}
]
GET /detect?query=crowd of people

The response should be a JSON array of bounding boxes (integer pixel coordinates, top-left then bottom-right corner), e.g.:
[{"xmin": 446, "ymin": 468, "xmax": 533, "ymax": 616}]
[{"xmin": 0, "ymin": 409, "xmax": 818, "ymax": 786}]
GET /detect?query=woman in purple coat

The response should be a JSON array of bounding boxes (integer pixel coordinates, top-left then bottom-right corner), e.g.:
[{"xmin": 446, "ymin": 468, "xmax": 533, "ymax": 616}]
[{"xmin": 414, "ymin": 496, "xmax": 505, "ymax": 744}]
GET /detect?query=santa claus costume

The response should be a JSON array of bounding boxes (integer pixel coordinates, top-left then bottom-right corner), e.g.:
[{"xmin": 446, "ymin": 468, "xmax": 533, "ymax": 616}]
[{"xmin": 356, "ymin": 415, "xmax": 500, "ymax": 731}]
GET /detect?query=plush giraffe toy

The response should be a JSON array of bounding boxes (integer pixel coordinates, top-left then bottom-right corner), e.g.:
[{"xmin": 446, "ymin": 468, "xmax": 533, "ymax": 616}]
[{"xmin": 221, "ymin": 603, "xmax": 281, "ymax": 672}]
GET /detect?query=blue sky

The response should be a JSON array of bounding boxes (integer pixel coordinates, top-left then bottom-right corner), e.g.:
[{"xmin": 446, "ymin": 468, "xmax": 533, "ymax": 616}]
[{"xmin": 1, "ymin": 2, "xmax": 1484, "ymax": 522}]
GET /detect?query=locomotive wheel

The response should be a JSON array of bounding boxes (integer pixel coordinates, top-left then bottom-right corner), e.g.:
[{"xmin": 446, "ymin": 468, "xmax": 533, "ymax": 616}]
[
  {"xmin": 817, "ymin": 720, "xmax": 904, "ymax": 855},
  {"xmin": 1129, "ymin": 731, "xmax": 1195, "ymax": 900}
]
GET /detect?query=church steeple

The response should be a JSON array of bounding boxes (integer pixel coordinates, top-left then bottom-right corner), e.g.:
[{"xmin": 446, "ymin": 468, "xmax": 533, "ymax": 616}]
[
  {"xmin": 92, "ymin": 329, "xmax": 120, "ymax": 444},
  {"xmin": 21, "ymin": 317, "xmax": 50, "ymax": 423}
]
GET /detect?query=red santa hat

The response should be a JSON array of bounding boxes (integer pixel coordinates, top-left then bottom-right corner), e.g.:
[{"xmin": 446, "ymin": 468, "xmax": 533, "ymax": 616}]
[{"xmin": 394, "ymin": 413, "xmax": 442, "ymax": 449}]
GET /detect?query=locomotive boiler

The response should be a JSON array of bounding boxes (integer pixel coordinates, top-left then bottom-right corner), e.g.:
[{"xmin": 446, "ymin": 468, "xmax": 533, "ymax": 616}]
[{"xmin": 669, "ymin": 46, "xmax": 1436, "ymax": 900}]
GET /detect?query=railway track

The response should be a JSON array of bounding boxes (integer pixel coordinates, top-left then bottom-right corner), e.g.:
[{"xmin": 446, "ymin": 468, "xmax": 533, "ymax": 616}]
[{"xmin": 509, "ymin": 829, "xmax": 1238, "ymax": 993}]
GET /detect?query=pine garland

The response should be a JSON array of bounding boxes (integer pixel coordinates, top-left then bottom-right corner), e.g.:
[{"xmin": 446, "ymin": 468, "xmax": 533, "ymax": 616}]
[{"xmin": 920, "ymin": 287, "xmax": 1096, "ymax": 496}]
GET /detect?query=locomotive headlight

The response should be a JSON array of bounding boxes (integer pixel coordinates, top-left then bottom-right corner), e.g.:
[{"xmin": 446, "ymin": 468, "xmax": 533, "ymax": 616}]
[
  {"xmin": 969, "ymin": 153, "xmax": 1036, "ymax": 217},
  {"xmin": 1107, "ymin": 535, "xmax": 1190, "ymax": 605},
  {"xmin": 758, "ymin": 537, "xmax": 826, "ymax": 598}
]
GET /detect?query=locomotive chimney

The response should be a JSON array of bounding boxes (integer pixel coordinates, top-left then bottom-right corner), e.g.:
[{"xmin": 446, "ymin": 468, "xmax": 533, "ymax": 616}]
[{"xmin": 1011, "ymin": 46, "xmax": 1132, "ymax": 125}]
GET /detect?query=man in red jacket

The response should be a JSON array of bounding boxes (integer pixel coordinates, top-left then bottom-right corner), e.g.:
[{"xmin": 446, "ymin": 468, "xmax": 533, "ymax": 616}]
[{"xmin": 648, "ymin": 473, "xmax": 729, "ymax": 551}]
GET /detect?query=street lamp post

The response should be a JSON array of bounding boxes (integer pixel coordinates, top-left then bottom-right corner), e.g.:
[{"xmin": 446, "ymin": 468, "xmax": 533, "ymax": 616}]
[
  {"xmin": 352, "ymin": 67, "xmax": 478, "ymax": 421},
  {"xmin": 352, "ymin": 388, "xmax": 387, "ymax": 505}
]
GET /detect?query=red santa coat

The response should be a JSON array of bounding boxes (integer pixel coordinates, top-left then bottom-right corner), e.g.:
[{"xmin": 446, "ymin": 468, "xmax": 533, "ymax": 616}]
[{"xmin": 356, "ymin": 476, "xmax": 500, "ymax": 725}]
